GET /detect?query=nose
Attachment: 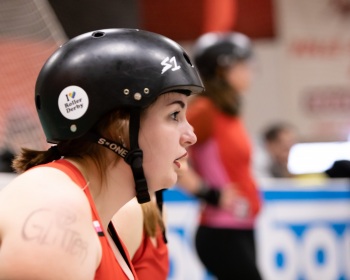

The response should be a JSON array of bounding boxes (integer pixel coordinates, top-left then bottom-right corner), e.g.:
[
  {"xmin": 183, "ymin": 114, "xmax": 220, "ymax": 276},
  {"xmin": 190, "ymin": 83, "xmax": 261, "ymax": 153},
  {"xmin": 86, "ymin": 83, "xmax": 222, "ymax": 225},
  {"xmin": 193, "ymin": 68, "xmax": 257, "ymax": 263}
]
[{"xmin": 181, "ymin": 121, "xmax": 197, "ymax": 147}]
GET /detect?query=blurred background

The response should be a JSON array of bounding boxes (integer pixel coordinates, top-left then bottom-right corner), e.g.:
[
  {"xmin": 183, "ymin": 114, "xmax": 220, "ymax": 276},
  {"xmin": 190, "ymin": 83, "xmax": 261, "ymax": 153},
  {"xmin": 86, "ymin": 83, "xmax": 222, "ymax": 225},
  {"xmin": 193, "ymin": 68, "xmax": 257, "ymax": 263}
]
[
  {"xmin": 1, "ymin": 0, "xmax": 350, "ymax": 279},
  {"xmin": 1, "ymin": 0, "xmax": 350, "ymax": 168}
]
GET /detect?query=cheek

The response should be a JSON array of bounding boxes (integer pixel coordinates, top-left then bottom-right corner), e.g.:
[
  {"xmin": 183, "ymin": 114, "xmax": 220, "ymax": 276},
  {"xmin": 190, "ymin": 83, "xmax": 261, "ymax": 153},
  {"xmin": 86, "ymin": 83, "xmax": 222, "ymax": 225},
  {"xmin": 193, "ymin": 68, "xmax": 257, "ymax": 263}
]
[
  {"xmin": 139, "ymin": 123, "xmax": 171, "ymax": 163},
  {"xmin": 226, "ymin": 67, "xmax": 252, "ymax": 92},
  {"xmin": 140, "ymin": 131, "xmax": 178, "ymax": 191},
  {"xmin": 141, "ymin": 130, "xmax": 175, "ymax": 161}
]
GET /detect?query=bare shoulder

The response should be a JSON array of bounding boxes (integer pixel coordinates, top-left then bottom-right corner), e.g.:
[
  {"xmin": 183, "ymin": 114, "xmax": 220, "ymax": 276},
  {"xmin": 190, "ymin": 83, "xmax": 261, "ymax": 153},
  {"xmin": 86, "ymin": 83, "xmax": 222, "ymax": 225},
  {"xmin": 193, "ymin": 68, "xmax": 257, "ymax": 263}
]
[
  {"xmin": 0, "ymin": 167, "xmax": 91, "ymax": 221},
  {"xmin": 0, "ymin": 167, "xmax": 101, "ymax": 280},
  {"xmin": 112, "ymin": 197, "xmax": 144, "ymax": 259},
  {"xmin": 114, "ymin": 197, "xmax": 143, "ymax": 223}
]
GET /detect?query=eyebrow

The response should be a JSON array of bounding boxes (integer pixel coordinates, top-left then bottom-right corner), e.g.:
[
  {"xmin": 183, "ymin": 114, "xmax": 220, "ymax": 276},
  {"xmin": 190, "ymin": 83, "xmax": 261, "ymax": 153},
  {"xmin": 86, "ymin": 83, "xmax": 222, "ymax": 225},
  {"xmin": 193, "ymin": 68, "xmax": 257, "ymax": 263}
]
[{"xmin": 167, "ymin": 100, "xmax": 185, "ymax": 109}]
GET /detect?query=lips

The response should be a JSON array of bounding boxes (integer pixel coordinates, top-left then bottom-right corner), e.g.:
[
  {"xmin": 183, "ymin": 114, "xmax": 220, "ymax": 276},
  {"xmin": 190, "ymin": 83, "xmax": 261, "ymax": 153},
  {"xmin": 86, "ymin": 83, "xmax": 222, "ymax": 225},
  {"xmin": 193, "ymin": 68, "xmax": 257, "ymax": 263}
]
[{"xmin": 174, "ymin": 152, "xmax": 188, "ymax": 168}]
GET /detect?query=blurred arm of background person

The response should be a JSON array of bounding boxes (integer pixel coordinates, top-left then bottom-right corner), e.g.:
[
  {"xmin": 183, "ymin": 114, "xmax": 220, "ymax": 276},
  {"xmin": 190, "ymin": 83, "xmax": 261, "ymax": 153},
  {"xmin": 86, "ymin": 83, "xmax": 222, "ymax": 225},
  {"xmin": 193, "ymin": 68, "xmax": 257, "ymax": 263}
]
[{"xmin": 177, "ymin": 161, "xmax": 239, "ymax": 212}]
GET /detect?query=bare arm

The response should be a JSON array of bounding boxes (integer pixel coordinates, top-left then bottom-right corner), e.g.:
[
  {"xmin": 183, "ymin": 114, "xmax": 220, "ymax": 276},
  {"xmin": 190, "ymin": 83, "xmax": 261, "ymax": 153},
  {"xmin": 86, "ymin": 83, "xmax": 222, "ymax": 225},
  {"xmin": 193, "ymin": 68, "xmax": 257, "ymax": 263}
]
[
  {"xmin": 176, "ymin": 159, "xmax": 203, "ymax": 194},
  {"xmin": 0, "ymin": 167, "xmax": 101, "ymax": 280},
  {"xmin": 112, "ymin": 197, "xmax": 144, "ymax": 259},
  {"xmin": 177, "ymin": 163, "xmax": 238, "ymax": 210}
]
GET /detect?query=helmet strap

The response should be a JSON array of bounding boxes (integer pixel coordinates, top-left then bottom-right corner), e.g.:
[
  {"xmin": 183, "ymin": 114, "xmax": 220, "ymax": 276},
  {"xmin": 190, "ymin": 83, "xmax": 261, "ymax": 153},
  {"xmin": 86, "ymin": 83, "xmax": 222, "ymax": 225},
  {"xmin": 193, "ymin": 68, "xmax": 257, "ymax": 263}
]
[
  {"xmin": 85, "ymin": 132, "xmax": 129, "ymax": 159},
  {"xmin": 85, "ymin": 110, "xmax": 151, "ymax": 204},
  {"xmin": 155, "ymin": 189, "xmax": 168, "ymax": 243},
  {"xmin": 124, "ymin": 109, "xmax": 151, "ymax": 204}
]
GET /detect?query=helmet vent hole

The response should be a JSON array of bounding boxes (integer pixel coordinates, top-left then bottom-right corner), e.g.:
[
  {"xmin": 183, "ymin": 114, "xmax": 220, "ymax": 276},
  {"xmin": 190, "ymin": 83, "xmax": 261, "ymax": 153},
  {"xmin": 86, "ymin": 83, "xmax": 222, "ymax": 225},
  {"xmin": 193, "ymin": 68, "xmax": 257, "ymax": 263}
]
[
  {"xmin": 92, "ymin": 31, "xmax": 106, "ymax": 38},
  {"xmin": 35, "ymin": 95, "xmax": 41, "ymax": 110},
  {"xmin": 183, "ymin": 52, "xmax": 193, "ymax": 66}
]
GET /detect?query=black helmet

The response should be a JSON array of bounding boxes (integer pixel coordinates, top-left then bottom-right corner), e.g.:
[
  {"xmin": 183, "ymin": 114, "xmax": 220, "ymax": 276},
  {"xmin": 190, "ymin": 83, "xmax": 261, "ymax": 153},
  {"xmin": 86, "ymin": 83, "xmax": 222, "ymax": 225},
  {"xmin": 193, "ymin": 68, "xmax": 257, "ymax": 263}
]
[
  {"xmin": 35, "ymin": 28, "xmax": 204, "ymax": 204},
  {"xmin": 35, "ymin": 28, "xmax": 204, "ymax": 143},
  {"xmin": 192, "ymin": 32, "xmax": 253, "ymax": 79}
]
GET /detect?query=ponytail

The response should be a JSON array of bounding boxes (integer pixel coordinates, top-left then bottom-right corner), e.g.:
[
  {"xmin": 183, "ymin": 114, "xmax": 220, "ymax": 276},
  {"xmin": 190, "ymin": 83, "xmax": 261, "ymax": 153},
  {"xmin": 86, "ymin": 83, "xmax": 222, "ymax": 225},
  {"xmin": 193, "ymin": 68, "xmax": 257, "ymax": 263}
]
[
  {"xmin": 12, "ymin": 146, "xmax": 61, "ymax": 173},
  {"xmin": 12, "ymin": 109, "xmax": 130, "ymax": 174}
]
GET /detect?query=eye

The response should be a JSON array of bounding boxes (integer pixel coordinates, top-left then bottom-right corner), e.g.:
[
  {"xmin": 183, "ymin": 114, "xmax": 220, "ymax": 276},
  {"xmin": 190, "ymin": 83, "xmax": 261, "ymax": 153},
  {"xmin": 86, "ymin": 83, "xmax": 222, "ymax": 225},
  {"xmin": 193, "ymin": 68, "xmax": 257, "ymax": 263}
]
[{"xmin": 171, "ymin": 111, "xmax": 180, "ymax": 121}]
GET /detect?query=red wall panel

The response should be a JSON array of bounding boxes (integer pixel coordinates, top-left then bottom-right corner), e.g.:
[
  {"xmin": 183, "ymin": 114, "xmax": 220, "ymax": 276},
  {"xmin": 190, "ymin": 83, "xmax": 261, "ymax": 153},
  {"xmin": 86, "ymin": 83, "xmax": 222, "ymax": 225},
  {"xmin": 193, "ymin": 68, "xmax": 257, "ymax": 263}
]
[{"xmin": 140, "ymin": 0, "xmax": 275, "ymax": 41}]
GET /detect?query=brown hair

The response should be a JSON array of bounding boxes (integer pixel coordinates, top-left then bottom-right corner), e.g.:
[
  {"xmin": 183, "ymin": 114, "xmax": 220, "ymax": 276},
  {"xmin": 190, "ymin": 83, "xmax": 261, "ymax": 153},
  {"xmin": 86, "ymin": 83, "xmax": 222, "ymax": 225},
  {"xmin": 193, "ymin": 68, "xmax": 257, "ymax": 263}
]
[
  {"xmin": 200, "ymin": 69, "xmax": 241, "ymax": 116},
  {"xmin": 12, "ymin": 109, "xmax": 130, "ymax": 181},
  {"xmin": 263, "ymin": 122, "xmax": 295, "ymax": 143},
  {"xmin": 141, "ymin": 201, "xmax": 165, "ymax": 238}
]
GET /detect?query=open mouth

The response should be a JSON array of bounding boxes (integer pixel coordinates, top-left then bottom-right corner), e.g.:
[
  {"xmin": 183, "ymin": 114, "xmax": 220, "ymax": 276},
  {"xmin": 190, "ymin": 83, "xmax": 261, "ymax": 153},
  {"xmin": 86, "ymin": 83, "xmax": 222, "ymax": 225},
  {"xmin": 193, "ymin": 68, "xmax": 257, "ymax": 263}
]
[{"xmin": 174, "ymin": 152, "xmax": 188, "ymax": 168}]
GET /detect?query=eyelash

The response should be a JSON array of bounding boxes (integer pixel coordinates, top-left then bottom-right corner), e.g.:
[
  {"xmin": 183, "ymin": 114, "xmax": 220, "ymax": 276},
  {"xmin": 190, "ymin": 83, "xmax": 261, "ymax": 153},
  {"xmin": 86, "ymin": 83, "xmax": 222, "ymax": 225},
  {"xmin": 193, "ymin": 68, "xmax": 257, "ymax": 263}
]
[{"xmin": 171, "ymin": 111, "xmax": 180, "ymax": 121}]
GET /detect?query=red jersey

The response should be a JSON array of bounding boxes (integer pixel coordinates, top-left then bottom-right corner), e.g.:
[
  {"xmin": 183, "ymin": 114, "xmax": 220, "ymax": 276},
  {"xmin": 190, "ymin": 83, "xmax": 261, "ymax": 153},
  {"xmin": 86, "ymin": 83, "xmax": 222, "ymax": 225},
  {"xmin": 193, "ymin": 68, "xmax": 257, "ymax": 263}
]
[
  {"xmin": 187, "ymin": 97, "xmax": 261, "ymax": 229},
  {"xmin": 43, "ymin": 159, "xmax": 137, "ymax": 280},
  {"xmin": 132, "ymin": 229, "xmax": 169, "ymax": 280}
]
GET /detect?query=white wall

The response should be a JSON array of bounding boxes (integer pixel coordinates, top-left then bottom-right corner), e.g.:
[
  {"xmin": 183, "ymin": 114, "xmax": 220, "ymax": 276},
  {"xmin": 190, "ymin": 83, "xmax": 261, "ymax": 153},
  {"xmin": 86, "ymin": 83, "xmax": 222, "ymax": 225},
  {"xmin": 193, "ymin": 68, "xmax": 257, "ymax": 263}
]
[{"xmin": 243, "ymin": 0, "xmax": 350, "ymax": 143}]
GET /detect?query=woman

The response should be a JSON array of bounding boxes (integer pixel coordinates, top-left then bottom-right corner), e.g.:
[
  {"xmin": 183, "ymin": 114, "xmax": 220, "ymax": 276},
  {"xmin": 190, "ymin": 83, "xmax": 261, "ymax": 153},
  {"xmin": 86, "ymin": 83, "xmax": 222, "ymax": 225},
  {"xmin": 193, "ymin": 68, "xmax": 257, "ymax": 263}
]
[
  {"xmin": 178, "ymin": 32, "xmax": 262, "ymax": 279},
  {"xmin": 0, "ymin": 28, "xmax": 203, "ymax": 279}
]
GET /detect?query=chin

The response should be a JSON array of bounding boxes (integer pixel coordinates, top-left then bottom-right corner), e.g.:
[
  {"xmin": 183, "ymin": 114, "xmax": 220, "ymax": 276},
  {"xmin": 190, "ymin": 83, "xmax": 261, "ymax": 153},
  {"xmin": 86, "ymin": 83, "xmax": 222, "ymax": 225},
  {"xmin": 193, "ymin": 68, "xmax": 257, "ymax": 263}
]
[
  {"xmin": 146, "ymin": 165, "xmax": 178, "ymax": 188},
  {"xmin": 164, "ymin": 174, "xmax": 178, "ymax": 190},
  {"xmin": 147, "ymin": 177, "xmax": 176, "ymax": 192}
]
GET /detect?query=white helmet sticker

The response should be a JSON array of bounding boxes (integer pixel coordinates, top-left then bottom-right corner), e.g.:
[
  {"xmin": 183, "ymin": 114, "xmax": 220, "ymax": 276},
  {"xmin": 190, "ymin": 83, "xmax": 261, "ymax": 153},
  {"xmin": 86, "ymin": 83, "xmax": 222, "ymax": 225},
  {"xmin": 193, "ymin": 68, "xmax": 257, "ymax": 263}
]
[{"xmin": 58, "ymin": 86, "xmax": 89, "ymax": 120}]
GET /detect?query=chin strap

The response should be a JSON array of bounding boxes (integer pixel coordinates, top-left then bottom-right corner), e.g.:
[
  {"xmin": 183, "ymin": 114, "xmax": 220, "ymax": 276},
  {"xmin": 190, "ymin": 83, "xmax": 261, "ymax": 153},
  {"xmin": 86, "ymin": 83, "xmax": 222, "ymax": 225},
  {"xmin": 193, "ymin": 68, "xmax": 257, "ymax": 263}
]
[
  {"xmin": 124, "ymin": 148, "xmax": 150, "ymax": 203},
  {"xmin": 125, "ymin": 109, "xmax": 151, "ymax": 204},
  {"xmin": 85, "ymin": 109, "xmax": 151, "ymax": 204},
  {"xmin": 155, "ymin": 189, "xmax": 167, "ymax": 243}
]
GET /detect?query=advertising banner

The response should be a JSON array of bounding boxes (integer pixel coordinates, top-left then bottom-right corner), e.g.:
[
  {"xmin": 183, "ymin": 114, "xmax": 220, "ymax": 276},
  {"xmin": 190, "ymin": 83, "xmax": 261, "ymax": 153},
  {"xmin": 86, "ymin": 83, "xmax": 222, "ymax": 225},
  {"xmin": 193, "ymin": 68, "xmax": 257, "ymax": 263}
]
[{"xmin": 165, "ymin": 180, "xmax": 350, "ymax": 280}]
